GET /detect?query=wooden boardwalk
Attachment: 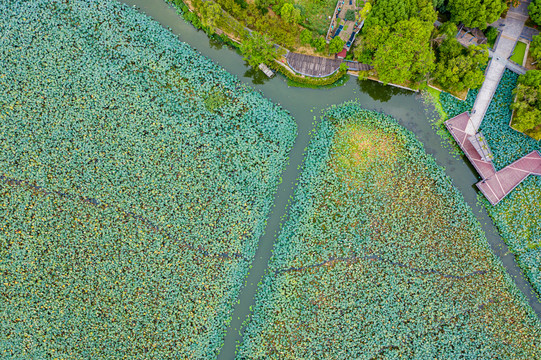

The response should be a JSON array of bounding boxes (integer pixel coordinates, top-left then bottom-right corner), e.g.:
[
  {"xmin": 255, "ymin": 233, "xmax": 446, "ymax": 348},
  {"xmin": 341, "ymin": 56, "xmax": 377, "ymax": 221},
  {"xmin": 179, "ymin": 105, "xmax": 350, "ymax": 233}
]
[
  {"xmin": 286, "ymin": 52, "xmax": 373, "ymax": 77},
  {"xmin": 477, "ymin": 151, "xmax": 541, "ymax": 205},
  {"xmin": 286, "ymin": 52, "xmax": 342, "ymax": 77},
  {"xmin": 446, "ymin": 112, "xmax": 541, "ymax": 205}
]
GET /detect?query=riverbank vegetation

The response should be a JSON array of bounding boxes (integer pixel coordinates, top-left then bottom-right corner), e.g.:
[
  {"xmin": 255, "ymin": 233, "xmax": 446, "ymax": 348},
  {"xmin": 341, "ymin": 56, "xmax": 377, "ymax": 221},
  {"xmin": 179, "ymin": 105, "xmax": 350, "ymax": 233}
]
[
  {"xmin": 511, "ymin": 70, "xmax": 541, "ymax": 140},
  {"xmin": 0, "ymin": 0, "xmax": 296, "ymax": 357},
  {"xmin": 239, "ymin": 102, "xmax": 541, "ymax": 359},
  {"xmin": 172, "ymin": 0, "xmax": 498, "ymax": 91},
  {"xmin": 440, "ymin": 70, "xmax": 541, "ymax": 297}
]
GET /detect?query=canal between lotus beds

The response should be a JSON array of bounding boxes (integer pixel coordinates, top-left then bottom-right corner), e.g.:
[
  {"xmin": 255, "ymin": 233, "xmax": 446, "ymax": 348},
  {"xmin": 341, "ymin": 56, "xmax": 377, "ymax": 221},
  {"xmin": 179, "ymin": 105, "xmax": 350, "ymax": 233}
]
[{"xmin": 119, "ymin": 0, "xmax": 541, "ymax": 357}]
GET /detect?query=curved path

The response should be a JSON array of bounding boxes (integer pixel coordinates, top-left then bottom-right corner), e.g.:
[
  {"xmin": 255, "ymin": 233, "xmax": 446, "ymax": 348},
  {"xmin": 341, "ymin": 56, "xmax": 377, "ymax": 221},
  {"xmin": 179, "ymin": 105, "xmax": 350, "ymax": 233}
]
[
  {"xmin": 286, "ymin": 51, "xmax": 343, "ymax": 77},
  {"xmin": 119, "ymin": 1, "xmax": 541, "ymax": 358}
]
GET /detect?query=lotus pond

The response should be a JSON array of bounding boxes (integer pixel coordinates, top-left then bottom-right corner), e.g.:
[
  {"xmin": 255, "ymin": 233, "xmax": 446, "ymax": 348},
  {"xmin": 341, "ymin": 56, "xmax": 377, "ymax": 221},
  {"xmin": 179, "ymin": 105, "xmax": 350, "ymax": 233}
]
[
  {"xmin": 239, "ymin": 102, "xmax": 541, "ymax": 359},
  {"xmin": 440, "ymin": 70, "xmax": 541, "ymax": 297},
  {"xmin": 0, "ymin": 0, "xmax": 295, "ymax": 357}
]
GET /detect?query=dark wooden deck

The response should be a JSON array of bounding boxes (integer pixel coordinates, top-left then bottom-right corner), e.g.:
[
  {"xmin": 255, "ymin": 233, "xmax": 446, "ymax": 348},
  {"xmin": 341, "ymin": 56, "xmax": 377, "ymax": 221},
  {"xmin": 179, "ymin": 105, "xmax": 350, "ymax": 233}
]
[
  {"xmin": 286, "ymin": 52, "xmax": 373, "ymax": 77},
  {"xmin": 286, "ymin": 52, "xmax": 343, "ymax": 77},
  {"xmin": 446, "ymin": 112, "xmax": 541, "ymax": 205}
]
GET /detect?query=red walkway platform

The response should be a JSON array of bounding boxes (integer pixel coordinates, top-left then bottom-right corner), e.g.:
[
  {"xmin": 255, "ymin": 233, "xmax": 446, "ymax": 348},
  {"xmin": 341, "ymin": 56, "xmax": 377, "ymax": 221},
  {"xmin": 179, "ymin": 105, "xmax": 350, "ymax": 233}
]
[{"xmin": 445, "ymin": 112, "xmax": 541, "ymax": 205}]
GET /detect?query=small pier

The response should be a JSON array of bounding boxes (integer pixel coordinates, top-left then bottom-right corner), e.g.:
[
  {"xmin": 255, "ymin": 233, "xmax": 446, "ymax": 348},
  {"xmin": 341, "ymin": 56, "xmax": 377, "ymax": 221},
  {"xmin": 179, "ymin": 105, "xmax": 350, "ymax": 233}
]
[{"xmin": 258, "ymin": 63, "xmax": 275, "ymax": 78}]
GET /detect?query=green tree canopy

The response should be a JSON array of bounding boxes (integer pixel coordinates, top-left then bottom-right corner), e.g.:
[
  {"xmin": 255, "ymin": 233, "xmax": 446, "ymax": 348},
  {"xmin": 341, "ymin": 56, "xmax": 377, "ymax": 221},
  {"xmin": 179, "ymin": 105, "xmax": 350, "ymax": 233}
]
[
  {"xmin": 433, "ymin": 38, "xmax": 488, "ymax": 92},
  {"xmin": 280, "ymin": 3, "xmax": 301, "ymax": 24},
  {"xmin": 529, "ymin": 0, "xmax": 541, "ymax": 25},
  {"xmin": 372, "ymin": 18, "xmax": 435, "ymax": 84},
  {"xmin": 312, "ymin": 36, "xmax": 327, "ymax": 52},
  {"xmin": 530, "ymin": 34, "xmax": 541, "ymax": 61},
  {"xmin": 240, "ymin": 31, "xmax": 280, "ymax": 68},
  {"xmin": 511, "ymin": 70, "xmax": 541, "ymax": 135},
  {"xmin": 200, "ymin": 2, "xmax": 223, "ymax": 34},
  {"xmin": 448, "ymin": 0, "xmax": 507, "ymax": 29},
  {"xmin": 329, "ymin": 36, "xmax": 346, "ymax": 53},
  {"xmin": 300, "ymin": 29, "xmax": 313, "ymax": 45}
]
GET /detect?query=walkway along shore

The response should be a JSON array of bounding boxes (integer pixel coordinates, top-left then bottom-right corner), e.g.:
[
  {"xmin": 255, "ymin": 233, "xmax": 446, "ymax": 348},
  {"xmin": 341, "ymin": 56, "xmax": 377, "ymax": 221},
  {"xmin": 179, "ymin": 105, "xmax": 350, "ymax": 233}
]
[{"xmin": 445, "ymin": 1, "xmax": 540, "ymax": 205}]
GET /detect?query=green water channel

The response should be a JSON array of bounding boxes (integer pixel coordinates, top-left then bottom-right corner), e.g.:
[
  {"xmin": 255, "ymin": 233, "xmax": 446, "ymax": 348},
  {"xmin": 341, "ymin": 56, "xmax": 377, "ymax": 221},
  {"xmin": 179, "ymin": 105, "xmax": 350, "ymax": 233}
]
[{"xmin": 118, "ymin": 1, "xmax": 541, "ymax": 357}]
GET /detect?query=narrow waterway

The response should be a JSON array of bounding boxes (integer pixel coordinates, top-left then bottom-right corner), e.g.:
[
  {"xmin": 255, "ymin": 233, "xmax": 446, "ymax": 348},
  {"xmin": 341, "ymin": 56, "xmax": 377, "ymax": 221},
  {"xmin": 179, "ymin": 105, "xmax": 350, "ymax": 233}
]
[{"xmin": 119, "ymin": 1, "xmax": 541, "ymax": 358}]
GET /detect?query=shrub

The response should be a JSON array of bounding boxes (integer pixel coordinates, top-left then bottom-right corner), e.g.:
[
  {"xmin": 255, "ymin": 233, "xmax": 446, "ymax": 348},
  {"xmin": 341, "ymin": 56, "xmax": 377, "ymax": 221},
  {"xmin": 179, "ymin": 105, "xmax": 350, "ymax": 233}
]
[{"xmin": 345, "ymin": 9, "xmax": 356, "ymax": 21}]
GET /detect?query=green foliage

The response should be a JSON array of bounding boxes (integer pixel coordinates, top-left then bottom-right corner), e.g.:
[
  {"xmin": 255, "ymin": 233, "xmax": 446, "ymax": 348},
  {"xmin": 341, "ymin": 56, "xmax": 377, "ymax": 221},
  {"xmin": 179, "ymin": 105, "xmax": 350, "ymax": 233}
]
[
  {"xmin": 511, "ymin": 70, "xmax": 541, "ymax": 135},
  {"xmin": 530, "ymin": 35, "xmax": 541, "ymax": 62},
  {"xmin": 372, "ymin": 18, "xmax": 435, "ymax": 84},
  {"xmin": 448, "ymin": 0, "xmax": 507, "ymax": 29},
  {"xmin": 329, "ymin": 36, "xmax": 345, "ymax": 53},
  {"xmin": 359, "ymin": 1, "xmax": 372, "ymax": 20},
  {"xmin": 285, "ymin": 72, "xmax": 350, "ymax": 88},
  {"xmin": 280, "ymin": 3, "xmax": 301, "ymax": 24},
  {"xmin": 484, "ymin": 26, "xmax": 499, "ymax": 48},
  {"xmin": 199, "ymin": 1, "xmax": 223, "ymax": 33},
  {"xmin": 0, "ymin": 0, "xmax": 297, "ymax": 357},
  {"xmin": 312, "ymin": 36, "xmax": 327, "ymax": 52},
  {"xmin": 274, "ymin": 62, "xmax": 347, "ymax": 86},
  {"xmin": 345, "ymin": 9, "xmax": 356, "ymax": 21},
  {"xmin": 440, "ymin": 21, "xmax": 459, "ymax": 39},
  {"xmin": 239, "ymin": 102, "xmax": 541, "ymax": 359},
  {"xmin": 364, "ymin": 0, "xmax": 417, "ymax": 27},
  {"xmin": 433, "ymin": 39, "xmax": 488, "ymax": 92},
  {"xmin": 529, "ymin": 0, "xmax": 541, "ymax": 26},
  {"xmin": 240, "ymin": 31, "xmax": 281, "ymax": 68},
  {"xmin": 299, "ymin": 29, "xmax": 313, "ymax": 45}
]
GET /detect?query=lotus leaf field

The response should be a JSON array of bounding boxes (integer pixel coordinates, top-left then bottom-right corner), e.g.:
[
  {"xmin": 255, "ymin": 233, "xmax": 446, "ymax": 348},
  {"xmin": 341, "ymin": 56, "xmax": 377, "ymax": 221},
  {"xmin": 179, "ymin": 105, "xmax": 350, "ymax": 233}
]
[
  {"xmin": 239, "ymin": 103, "xmax": 541, "ymax": 359},
  {"xmin": 0, "ymin": 0, "xmax": 296, "ymax": 357},
  {"xmin": 441, "ymin": 70, "xmax": 541, "ymax": 297}
]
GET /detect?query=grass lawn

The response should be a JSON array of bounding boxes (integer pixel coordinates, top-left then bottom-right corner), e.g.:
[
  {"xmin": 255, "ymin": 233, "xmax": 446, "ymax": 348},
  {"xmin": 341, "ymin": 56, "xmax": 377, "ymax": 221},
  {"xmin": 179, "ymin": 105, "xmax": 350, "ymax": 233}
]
[
  {"xmin": 510, "ymin": 41, "xmax": 527, "ymax": 65},
  {"xmin": 293, "ymin": 0, "xmax": 337, "ymax": 35}
]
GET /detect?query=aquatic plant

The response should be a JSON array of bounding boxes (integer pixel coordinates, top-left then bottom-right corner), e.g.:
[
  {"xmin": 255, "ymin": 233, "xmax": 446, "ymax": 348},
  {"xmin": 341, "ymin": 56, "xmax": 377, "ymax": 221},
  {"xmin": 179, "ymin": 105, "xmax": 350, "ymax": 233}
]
[
  {"xmin": 238, "ymin": 102, "xmax": 541, "ymax": 359},
  {"xmin": 0, "ymin": 0, "xmax": 296, "ymax": 358},
  {"xmin": 441, "ymin": 69, "xmax": 541, "ymax": 296}
]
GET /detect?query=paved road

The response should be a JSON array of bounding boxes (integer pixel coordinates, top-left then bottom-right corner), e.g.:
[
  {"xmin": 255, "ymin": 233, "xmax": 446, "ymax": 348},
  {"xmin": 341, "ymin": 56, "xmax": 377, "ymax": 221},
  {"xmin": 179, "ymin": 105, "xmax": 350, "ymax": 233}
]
[{"xmin": 468, "ymin": 4, "xmax": 530, "ymax": 132}]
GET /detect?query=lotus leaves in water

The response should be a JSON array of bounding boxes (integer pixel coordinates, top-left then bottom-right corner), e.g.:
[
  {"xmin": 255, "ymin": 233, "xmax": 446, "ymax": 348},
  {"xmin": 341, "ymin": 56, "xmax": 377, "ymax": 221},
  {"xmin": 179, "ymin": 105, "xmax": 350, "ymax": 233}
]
[
  {"xmin": 441, "ymin": 70, "xmax": 541, "ymax": 297},
  {"xmin": 239, "ymin": 102, "xmax": 541, "ymax": 359},
  {"xmin": 0, "ymin": 0, "xmax": 296, "ymax": 358}
]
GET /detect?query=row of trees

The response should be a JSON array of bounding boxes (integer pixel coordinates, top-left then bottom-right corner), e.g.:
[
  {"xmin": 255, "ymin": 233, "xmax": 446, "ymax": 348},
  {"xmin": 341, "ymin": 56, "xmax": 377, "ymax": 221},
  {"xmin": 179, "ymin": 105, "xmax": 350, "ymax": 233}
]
[
  {"xmin": 354, "ymin": 0, "xmax": 490, "ymax": 90},
  {"xmin": 511, "ymin": 70, "xmax": 541, "ymax": 136}
]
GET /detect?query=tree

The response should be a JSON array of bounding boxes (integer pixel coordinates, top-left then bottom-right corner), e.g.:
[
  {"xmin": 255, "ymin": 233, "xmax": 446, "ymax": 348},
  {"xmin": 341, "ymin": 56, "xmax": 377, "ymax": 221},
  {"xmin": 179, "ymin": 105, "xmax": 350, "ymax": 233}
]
[
  {"xmin": 530, "ymin": 0, "xmax": 541, "ymax": 25},
  {"xmin": 511, "ymin": 70, "xmax": 541, "ymax": 135},
  {"xmin": 300, "ymin": 29, "xmax": 313, "ymax": 45},
  {"xmin": 448, "ymin": 0, "xmax": 507, "ymax": 29},
  {"xmin": 433, "ymin": 38, "xmax": 489, "ymax": 91},
  {"xmin": 312, "ymin": 36, "xmax": 327, "ymax": 52},
  {"xmin": 372, "ymin": 18, "xmax": 435, "ymax": 84},
  {"xmin": 240, "ymin": 31, "xmax": 280, "ymax": 68},
  {"xmin": 345, "ymin": 9, "xmax": 356, "ymax": 22},
  {"xmin": 364, "ymin": 0, "xmax": 417, "ymax": 28},
  {"xmin": 360, "ymin": 2, "xmax": 372, "ymax": 20},
  {"xmin": 200, "ymin": 2, "xmax": 223, "ymax": 34},
  {"xmin": 360, "ymin": 24, "xmax": 390, "ymax": 51},
  {"xmin": 530, "ymin": 35, "xmax": 541, "ymax": 61},
  {"xmin": 329, "ymin": 37, "xmax": 345, "ymax": 54},
  {"xmin": 280, "ymin": 3, "xmax": 301, "ymax": 24}
]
